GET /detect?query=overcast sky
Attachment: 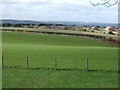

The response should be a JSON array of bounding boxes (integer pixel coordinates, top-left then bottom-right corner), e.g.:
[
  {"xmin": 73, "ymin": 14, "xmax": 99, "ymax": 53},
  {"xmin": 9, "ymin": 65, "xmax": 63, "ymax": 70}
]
[{"xmin": 0, "ymin": 0, "xmax": 118, "ymax": 23}]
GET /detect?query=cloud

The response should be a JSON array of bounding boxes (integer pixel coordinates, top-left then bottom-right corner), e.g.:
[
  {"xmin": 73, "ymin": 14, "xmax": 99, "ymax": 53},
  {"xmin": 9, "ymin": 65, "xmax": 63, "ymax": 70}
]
[
  {"xmin": 1, "ymin": 0, "xmax": 49, "ymax": 3},
  {"xmin": 1, "ymin": 0, "xmax": 118, "ymax": 23}
]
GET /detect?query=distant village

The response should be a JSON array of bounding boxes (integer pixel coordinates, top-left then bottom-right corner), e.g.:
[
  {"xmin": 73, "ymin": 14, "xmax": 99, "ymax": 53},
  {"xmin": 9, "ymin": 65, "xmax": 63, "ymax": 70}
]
[
  {"xmin": 1, "ymin": 23, "xmax": 119, "ymax": 36},
  {"xmin": 41, "ymin": 25, "xmax": 119, "ymax": 36}
]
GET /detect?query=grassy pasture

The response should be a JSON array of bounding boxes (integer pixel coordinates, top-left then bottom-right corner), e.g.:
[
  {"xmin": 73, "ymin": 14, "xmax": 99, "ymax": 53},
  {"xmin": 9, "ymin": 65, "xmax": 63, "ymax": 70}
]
[
  {"xmin": 2, "ymin": 31, "xmax": 118, "ymax": 88},
  {"xmin": 3, "ymin": 68, "xmax": 118, "ymax": 88}
]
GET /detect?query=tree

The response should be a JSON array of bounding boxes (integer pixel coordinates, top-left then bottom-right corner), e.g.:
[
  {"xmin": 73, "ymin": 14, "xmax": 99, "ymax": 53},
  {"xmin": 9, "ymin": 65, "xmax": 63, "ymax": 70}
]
[
  {"xmin": 108, "ymin": 31, "xmax": 115, "ymax": 35},
  {"xmin": 13, "ymin": 24, "xmax": 22, "ymax": 27},
  {"xmin": 2, "ymin": 23, "xmax": 13, "ymax": 27}
]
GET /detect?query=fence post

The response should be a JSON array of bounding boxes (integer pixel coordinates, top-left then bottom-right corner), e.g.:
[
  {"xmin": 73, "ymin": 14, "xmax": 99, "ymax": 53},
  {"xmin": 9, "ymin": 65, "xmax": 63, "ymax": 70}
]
[
  {"xmin": 86, "ymin": 57, "xmax": 88, "ymax": 72},
  {"xmin": 26, "ymin": 56, "xmax": 29, "ymax": 69},
  {"xmin": 55, "ymin": 57, "xmax": 57, "ymax": 70},
  {"xmin": 2, "ymin": 54, "xmax": 4, "ymax": 68}
]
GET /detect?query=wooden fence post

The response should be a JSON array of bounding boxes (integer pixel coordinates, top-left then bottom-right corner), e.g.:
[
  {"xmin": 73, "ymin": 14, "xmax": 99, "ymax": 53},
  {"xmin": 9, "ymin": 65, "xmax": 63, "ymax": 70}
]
[
  {"xmin": 55, "ymin": 57, "xmax": 57, "ymax": 70},
  {"xmin": 86, "ymin": 57, "xmax": 88, "ymax": 72},
  {"xmin": 2, "ymin": 54, "xmax": 4, "ymax": 68},
  {"xmin": 26, "ymin": 56, "xmax": 29, "ymax": 69}
]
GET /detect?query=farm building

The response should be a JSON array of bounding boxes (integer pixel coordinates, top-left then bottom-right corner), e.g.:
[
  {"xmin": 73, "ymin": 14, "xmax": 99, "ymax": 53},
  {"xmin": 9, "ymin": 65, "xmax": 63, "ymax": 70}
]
[
  {"xmin": 105, "ymin": 26, "xmax": 114, "ymax": 32},
  {"xmin": 83, "ymin": 27, "xmax": 91, "ymax": 31},
  {"xmin": 91, "ymin": 26, "xmax": 98, "ymax": 30}
]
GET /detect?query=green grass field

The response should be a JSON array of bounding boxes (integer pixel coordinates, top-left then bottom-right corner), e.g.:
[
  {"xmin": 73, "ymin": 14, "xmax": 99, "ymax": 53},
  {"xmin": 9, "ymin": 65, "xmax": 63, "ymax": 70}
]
[{"xmin": 2, "ymin": 31, "xmax": 118, "ymax": 88}]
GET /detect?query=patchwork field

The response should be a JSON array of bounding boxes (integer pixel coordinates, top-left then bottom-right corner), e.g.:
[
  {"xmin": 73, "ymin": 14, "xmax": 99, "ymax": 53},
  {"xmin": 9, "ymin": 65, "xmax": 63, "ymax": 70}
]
[{"xmin": 2, "ymin": 31, "xmax": 118, "ymax": 88}]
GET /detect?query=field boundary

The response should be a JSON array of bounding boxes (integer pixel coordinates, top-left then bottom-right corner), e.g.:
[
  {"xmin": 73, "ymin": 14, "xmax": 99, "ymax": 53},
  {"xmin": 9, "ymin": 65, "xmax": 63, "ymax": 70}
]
[
  {"xmin": 1, "ymin": 27, "xmax": 119, "ymax": 46},
  {"xmin": 2, "ymin": 55, "xmax": 118, "ymax": 73},
  {"xmin": 3, "ymin": 66, "xmax": 117, "ymax": 73}
]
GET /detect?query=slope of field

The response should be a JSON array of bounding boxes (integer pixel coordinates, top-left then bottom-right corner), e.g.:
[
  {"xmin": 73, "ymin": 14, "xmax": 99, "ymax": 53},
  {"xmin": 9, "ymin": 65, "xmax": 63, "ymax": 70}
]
[{"xmin": 2, "ymin": 31, "xmax": 118, "ymax": 88}]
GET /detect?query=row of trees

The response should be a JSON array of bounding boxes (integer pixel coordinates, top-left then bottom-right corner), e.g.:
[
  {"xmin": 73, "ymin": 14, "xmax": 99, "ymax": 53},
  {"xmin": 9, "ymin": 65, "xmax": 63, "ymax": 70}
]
[
  {"xmin": 0, "ymin": 23, "xmax": 109, "ymax": 28},
  {"xmin": 0, "ymin": 23, "xmax": 69, "ymax": 28}
]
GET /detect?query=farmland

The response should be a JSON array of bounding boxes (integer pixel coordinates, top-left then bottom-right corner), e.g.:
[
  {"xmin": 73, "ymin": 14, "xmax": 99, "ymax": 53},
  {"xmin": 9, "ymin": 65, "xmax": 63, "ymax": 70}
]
[{"xmin": 2, "ymin": 31, "xmax": 118, "ymax": 88}]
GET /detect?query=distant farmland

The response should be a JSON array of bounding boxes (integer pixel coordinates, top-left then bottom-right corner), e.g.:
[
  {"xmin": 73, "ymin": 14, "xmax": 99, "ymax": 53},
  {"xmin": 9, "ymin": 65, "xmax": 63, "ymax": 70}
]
[
  {"xmin": 2, "ymin": 30, "xmax": 118, "ymax": 88},
  {"xmin": 1, "ymin": 27, "xmax": 119, "ymax": 46}
]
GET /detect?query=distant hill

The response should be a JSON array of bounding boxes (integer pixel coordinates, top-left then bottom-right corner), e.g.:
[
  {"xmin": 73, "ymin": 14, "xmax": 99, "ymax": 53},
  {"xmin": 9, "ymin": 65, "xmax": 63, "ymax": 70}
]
[
  {"xmin": 0, "ymin": 19, "xmax": 118, "ymax": 27},
  {"xmin": 1, "ymin": 19, "xmax": 41, "ymax": 24}
]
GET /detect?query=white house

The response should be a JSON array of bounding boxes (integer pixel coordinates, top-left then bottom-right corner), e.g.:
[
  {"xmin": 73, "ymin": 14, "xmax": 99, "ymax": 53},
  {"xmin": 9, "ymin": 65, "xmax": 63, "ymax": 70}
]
[{"xmin": 105, "ymin": 26, "xmax": 113, "ymax": 32}]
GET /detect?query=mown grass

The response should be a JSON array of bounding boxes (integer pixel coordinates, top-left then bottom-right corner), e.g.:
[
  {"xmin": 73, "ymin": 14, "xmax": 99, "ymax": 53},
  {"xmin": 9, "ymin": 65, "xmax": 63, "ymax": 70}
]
[{"xmin": 2, "ymin": 31, "xmax": 118, "ymax": 88}]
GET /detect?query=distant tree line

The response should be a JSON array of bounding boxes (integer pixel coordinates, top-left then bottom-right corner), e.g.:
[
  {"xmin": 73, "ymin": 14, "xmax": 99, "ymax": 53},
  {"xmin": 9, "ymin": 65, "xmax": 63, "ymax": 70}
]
[{"xmin": 0, "ymin": 23, "xmax": 69, "ymax": 28}]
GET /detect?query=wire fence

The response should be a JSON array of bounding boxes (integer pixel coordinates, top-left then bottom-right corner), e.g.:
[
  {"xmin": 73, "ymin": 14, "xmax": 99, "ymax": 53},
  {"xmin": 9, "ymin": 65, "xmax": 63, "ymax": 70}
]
[{"xmin": 2, "ymin": 55, "xmax": 118, "ymax": 72}]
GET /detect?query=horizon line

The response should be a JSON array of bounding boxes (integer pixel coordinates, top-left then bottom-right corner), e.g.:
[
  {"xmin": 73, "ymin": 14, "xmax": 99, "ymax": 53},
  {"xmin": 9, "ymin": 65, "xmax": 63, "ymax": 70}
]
[{"xmin": 0, "ymin": 18, "xmax": 118, "ymax": 24}]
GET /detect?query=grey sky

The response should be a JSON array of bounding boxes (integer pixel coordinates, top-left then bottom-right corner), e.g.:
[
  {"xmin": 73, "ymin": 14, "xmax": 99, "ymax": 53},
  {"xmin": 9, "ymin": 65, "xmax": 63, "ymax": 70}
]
[{"xmin": 0, "ymin": 0, "xmax": 118, "ymax": 23}]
